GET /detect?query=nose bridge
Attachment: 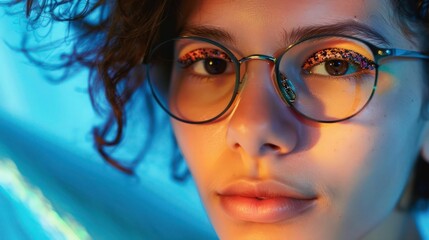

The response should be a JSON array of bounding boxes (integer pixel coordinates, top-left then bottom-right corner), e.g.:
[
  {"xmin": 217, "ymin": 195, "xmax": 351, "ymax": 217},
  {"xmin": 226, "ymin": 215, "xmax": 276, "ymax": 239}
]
[
  {"xmin": 238, "ymin": 53, "xmax": 278, "ymax": 100},
  {"xmin": 238, "ymin": 54, "xmax": 277, "ymax": 86},
  {"xmin": 226, "ymin": 53, "xmax": 298, "ymax": 160}
]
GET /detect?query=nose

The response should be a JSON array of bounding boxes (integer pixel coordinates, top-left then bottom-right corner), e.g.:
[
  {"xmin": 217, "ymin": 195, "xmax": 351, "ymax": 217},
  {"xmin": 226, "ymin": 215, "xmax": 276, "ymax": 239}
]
[{"xmin": 226, "ymin": 60, "xmax": 299, "ymax": 160}]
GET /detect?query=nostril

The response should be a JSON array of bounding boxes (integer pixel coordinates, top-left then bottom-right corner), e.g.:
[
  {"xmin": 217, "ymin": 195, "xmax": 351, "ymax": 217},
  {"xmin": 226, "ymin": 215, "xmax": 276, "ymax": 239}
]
[{"xmin": 260, "ymin": 143, "xmax": 281, "ymax": 154}]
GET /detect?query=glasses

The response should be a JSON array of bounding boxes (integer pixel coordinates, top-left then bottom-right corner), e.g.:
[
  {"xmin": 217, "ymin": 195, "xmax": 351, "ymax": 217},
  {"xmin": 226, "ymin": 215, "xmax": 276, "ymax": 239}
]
[{"xmin": 146, "ymin": 35, "xmax": 429, "ymax": 124}]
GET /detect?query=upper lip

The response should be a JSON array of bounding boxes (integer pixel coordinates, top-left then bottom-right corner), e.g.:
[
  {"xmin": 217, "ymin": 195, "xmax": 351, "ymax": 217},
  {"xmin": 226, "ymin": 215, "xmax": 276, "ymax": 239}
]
[{"xmin": 217, "ymin": 179, "xmax": 317, "ymax": 200}]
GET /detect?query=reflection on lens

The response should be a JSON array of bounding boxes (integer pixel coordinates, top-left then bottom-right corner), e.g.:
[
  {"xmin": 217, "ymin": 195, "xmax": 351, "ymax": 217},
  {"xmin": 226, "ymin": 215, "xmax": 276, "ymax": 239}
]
[{"xmin": 277, "ymin": 36, "xmax": 377, "ymax": 122}]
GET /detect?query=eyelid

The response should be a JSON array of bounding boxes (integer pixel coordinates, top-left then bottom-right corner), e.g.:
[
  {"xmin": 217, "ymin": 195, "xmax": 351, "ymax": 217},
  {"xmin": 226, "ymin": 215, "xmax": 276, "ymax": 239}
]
[
  {"xmin": 178, "ymin": 48, "xmax": 232, "ymax": 67},
  {"xmin": 302, "ymin": 48, "xmax": 376, "ymax": 70}
]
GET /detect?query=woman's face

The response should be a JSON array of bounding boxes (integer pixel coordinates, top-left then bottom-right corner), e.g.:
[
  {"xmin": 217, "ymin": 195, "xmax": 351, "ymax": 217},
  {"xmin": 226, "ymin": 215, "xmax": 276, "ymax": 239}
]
[{"xmin": 172, "ymin": 0, "xmax": 429, "ymax": 239}]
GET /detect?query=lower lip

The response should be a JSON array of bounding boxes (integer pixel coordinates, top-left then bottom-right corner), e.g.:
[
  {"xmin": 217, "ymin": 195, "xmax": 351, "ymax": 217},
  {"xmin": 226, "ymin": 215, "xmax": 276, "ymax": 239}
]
[{"xmin": 219, "ymin": 195, "xmax": 316, "ymax": 223}]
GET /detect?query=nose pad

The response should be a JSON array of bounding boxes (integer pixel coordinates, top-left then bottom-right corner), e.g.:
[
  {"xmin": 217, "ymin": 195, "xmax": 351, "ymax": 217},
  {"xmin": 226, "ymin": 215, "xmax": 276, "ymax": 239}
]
[
  {"xmin": 226, "ymin": 61, "xmax": 299, "ymax": 160},
  {"xmin": 279, "ymin": 73, "xmax": 296, "ymax": 103}
]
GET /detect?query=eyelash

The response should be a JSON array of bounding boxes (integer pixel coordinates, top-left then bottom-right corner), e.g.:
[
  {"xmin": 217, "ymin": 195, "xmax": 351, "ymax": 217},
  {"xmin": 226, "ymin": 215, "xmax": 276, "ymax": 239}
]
[
  {"xmin": 178, "ymin": 48, "xmax": 232, "ymax": 67},
  {"xmin": 302, "ymin": 48, "xmax": 376, "ymax": 71}
]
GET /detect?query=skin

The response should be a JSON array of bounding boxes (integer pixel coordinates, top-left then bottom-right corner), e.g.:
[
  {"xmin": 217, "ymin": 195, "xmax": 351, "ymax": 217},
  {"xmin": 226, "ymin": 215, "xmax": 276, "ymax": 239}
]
[{"xmin": 171, "ymin": 0, "xmax": 429, "ymax": 239}]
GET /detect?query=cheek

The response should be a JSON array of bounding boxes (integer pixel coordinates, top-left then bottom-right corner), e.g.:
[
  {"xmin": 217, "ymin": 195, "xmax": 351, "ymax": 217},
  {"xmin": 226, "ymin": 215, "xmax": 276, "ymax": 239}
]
[
  {"xmin": 308, "ymin": 61, "xmax": 425, "ymax": 233},
  {"xmin": 313, "ymin": 123, "xmax": 418, "ymax": 202},
  {"xmin": 172, "ymin": 122, "xmax": 229, "ymax": 185}
]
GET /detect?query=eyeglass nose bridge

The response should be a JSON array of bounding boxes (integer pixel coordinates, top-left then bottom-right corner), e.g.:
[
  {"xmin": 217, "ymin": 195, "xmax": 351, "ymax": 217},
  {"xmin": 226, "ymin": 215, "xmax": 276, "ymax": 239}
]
[
  {"xmin": 237, "ymin": 54, "xmax": 277, "ymax": 83},
  {"xmin": 238, "ymin": 54, "xmax": 277, "ymax": 64},
  {"xmin": 237, "ymin": 54, "xmax": 296, "ymax": 103}
]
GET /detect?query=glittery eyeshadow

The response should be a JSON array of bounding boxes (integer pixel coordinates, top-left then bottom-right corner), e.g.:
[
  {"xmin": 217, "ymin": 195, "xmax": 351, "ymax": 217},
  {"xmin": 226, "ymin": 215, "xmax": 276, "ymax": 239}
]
[
  {"xmin": 178, "ymin": 48, "xmax": 231, "ymax": 67},
  {"xmin": 302, "ymin": 48, "xmax": 376, "ymax": 71}
]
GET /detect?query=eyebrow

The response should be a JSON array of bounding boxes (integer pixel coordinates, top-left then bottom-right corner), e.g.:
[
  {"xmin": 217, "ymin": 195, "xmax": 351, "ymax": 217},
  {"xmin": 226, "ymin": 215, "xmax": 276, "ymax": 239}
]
[
  {"xmin": 181, "ymin": 25, "xmax": 235, "ymax": 43},
  {"xmin": 181, "ymin": 20, "xmax": 390, "ymax": 47},
  {"xmin": 285, "ymin": 21, "xmax": 390, "ymax": 47}
]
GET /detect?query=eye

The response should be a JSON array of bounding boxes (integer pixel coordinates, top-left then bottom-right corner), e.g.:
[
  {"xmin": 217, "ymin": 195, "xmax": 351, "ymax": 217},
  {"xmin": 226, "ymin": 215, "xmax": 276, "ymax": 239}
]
[
  {"xmin": 178, "ymin": 48, "xmax": 234, "ymax": 76},
  {"xmin": 194, "ymin": 57, "xmax": 228, "ymax": 75},
  {"xmin": 311, "ymin": 59, "xmax": 357, "ymax": 76},
  {"xmin": 324, "ymin": 59, "xmax": 350, "ymax": 75},
  {"xmin": 302, "ymin": 48, "xmax": 375, "ymax": 76}
]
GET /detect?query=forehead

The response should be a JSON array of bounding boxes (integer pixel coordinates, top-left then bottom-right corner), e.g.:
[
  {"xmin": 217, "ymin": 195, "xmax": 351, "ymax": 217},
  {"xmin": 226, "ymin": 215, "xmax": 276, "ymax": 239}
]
[
  {"xmin": 180, "ymin": 0, "xmax": 408, "ymax": 52},
  {"xmin": 184, "ymin": 0, "xmax": 390, "ymax": 26}
]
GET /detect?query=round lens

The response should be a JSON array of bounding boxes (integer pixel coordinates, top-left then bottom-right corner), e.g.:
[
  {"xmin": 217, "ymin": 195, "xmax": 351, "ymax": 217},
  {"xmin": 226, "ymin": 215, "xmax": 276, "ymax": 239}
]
[
  {"xmin": 277, "ymin": 36, "xmax": 377, "ymax": 122},
  {"xmin": 147, "ymin": 37, "xmax": 240, "ymax": 123}
]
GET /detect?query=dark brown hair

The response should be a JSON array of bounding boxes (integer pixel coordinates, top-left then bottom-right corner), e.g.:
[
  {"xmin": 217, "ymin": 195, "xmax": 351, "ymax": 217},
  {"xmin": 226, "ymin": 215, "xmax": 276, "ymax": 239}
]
[{"xmin": 3, "ymin": 0, "xmax": 429, "ymax": 209}]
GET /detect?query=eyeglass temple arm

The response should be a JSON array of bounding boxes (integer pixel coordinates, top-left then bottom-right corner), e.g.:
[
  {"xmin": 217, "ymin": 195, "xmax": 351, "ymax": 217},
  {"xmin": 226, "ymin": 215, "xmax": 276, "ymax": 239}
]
[{"xmin": 377, "ymin": 48, "xmax": 429, "ymax": 60}]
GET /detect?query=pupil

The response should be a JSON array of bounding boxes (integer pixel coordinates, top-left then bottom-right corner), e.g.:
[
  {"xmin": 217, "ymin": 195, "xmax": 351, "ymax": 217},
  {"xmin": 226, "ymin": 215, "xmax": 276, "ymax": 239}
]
[
  {"xmin": 204, "ymin": 58, "xmax": 227, "ymax": 75},
  {"xmin": 325, "ymin": 60, "xmax": 349, "ymax": 76}
]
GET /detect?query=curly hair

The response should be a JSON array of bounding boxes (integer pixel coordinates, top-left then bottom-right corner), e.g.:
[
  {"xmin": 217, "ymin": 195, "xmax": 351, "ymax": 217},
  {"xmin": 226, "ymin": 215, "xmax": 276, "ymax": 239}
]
[{"xmin": 3, "ymin": 0, "xmax": 429, "ymax": 209}]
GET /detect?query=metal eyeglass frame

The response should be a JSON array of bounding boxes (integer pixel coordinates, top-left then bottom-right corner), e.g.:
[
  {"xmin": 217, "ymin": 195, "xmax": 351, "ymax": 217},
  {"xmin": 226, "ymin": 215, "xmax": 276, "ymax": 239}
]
[{"xmin": 146, "ymin": 34, "xmax": 429, "ymax": 124}]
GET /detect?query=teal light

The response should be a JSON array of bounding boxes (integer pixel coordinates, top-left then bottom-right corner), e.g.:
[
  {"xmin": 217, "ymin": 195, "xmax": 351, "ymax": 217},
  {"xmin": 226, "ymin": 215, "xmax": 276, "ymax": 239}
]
[{"xmin": 0, "ymin": 158, "xmax": 91, "ymax": 239}]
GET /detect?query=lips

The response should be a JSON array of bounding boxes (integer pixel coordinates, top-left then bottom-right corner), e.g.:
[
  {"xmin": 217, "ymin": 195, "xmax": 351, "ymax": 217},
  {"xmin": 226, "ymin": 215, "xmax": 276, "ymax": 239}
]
[{"xmin": 217, "ymin": 180, "xmax": 317, "ymax": 223}]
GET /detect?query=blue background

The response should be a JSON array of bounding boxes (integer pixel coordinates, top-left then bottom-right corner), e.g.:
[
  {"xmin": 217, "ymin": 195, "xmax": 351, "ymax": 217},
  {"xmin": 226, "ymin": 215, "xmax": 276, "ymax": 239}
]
[{"xmin": 0, "ymin": 7, "xmax": 216, "ymax": 240}]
